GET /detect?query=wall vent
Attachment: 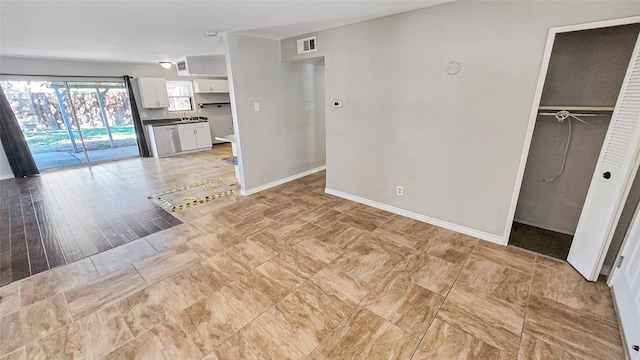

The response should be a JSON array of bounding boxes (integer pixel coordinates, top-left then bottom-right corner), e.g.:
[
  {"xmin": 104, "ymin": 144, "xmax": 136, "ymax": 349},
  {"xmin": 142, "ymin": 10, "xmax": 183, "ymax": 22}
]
[{"xmin": 296, "ymin": 36, "xmax": 317, "ymax": 54}]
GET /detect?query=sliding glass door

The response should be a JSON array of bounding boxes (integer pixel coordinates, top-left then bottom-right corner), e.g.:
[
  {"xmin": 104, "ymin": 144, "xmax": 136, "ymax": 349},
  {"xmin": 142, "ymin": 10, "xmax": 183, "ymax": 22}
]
[
  {"xmin": 1, "ymin": 80, "xmax": 82, "ymax": 169},
  {"xmin": 0, "ymin": 80, "xmax": 138, "ymax": 170},
  {"xmin": 65, "ymin": 82, "xmax": 138, "ymax": 163}
]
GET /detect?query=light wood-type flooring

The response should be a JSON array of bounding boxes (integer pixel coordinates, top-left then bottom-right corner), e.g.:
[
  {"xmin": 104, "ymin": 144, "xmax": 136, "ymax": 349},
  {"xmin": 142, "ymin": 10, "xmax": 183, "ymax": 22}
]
[
  {"xmin": 0, "ymin": 158, "xmax": 186, "ymax": 286},
  {"xmin": 0, "ymin": 145, "xmax": 625, "ymax": 359}
]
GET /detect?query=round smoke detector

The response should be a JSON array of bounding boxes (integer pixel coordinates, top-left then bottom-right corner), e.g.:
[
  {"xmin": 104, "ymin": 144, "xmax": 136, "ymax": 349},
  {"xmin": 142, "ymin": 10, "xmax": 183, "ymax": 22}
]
[{"xmin": 446, "ymin": 61, "xmax": 461, "ymax": 75}]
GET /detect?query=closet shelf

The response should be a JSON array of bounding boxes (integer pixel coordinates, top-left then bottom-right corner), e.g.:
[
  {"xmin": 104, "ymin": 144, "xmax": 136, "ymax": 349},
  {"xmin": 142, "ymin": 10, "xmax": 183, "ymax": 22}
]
[
  {"xmin": 538, "ymin": 112, "xmax": 612, "ymax": 117},
  {"xmin": 538, "ymin": 105, "xmax": 615, "ymax": 112}
]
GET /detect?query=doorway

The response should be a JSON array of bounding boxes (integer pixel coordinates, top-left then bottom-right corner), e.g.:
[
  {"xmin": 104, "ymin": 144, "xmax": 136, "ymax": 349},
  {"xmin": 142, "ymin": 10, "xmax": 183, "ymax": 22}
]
[
  {"xmin": 509, "ymin": 23, "xmax": 640, "ymax": 264},
  {"xmin": 0, "ymin": 79, "xmax": 139, "ymax": 170}
]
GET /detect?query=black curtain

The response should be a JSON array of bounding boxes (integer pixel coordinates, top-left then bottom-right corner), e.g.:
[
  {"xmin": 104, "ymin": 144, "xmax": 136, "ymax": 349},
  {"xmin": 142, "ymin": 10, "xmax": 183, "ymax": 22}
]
[
  {"xmin": 124, "ymin": 75, "xmax": 150, "ymax": 157},
  {"xmin": 0, "ymin": 86, "xmax": 39, "ymax": 178}
]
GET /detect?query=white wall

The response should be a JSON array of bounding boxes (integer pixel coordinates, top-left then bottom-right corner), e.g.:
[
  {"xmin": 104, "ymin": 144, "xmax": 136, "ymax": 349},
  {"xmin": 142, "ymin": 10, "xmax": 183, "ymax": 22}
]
[
  {"xmin": 0, "ymin": 138, "xmax": 13, "ymax": 180},
  {"xmin": 516, "ymin": 115, "xmax": 609, "ymax": 234},
  {"xmin": 280, "ymin": 1, "xmax": 640, "ymax": 241},
  {"xmin": 225, "ymin": 34, "xmax": 326, "ymax": 192}
]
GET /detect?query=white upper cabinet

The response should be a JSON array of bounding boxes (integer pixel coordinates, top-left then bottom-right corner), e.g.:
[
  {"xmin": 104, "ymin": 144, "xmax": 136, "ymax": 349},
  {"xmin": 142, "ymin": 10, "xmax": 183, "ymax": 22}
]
[
  {"xmin": 193, "ymin": 79, "xmax": 229, "ymax": 93},
  {"xmin": 137, "ymin": 78, "xmax": 170, "ymax": 108}
]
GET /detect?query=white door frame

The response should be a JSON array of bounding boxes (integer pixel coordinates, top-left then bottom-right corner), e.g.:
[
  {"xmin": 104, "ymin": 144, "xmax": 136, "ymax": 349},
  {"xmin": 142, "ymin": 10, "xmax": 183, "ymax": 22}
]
[
  {"xmin": 505, "ymin": 16, "xmax": 640, "ymax": 250},
  {"xmin": 608, "ymin": 149, "xmax": 640, "ymax": 285},
  {"xmin": 607, "ymin": 187, "xmax": 640, "ymax": 360}
]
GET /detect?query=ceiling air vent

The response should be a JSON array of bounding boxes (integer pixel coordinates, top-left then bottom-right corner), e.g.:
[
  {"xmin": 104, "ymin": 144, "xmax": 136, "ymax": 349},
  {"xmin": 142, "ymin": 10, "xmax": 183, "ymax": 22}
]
[{"xmin": 296, "ymin": 36, "xmax": 317, "ymax": 54}]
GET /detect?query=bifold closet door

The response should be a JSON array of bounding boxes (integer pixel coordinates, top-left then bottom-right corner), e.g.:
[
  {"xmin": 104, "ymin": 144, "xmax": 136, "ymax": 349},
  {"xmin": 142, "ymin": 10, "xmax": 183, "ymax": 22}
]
[{"xmin": 568, "ymin": 31, "xmax": 640, "ymax": 281}]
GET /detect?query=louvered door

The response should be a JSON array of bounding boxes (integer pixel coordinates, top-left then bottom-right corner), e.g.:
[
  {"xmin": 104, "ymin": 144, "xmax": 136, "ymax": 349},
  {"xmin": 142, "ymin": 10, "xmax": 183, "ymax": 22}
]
[{"xmin": 568, "ymin": 32, "xmax": 640, "ymax": 281}]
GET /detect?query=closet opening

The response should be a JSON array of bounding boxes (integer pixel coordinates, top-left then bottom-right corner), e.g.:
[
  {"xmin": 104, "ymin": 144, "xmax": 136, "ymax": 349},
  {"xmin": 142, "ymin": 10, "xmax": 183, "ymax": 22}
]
[{"xmin": 510, "ymin": 23, "xmax": 640, "ymax": 270}]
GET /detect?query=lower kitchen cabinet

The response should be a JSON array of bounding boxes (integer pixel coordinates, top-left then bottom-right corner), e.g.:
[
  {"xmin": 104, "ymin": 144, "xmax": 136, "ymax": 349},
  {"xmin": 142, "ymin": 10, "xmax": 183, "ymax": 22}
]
[
  {"xmin": 178, "ymin": 122, "xmax": 212, "ymax": 151},
  {"xmin": 147, "ymin": 121, "xmax": 212, "ymax": 158},
  {"xmin": 178, "ymin": 129, "xmax": 198, "ymax": 151},
  {"xmin": 195, "ymin": 127, "xmax": 212, "ymax": 148}
]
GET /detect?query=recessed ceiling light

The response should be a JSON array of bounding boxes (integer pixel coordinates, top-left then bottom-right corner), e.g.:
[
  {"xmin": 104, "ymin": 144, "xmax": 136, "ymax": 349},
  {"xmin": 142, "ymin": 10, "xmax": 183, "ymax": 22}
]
[
  {"xmin": 205, "ymin": 31, "xmax": 219, "ymax": 37},
  {"xmin": 159, "ymin": 61, "xmax": 172, "ymax": 69}
]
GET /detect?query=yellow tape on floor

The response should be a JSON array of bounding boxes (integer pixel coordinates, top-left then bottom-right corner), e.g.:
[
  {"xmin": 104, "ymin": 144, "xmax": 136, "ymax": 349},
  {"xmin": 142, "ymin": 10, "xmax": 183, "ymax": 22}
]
[
  {"xmin": 171, "ymin": 190, "xmax": 235, "ymax": 212},
  {"xmin": 148, "ymin": 179, "xmax": 236, "ymax": 212},
  {"xmin": 149, "ymin": 180, "xmax": 218, "ymax": 198}
]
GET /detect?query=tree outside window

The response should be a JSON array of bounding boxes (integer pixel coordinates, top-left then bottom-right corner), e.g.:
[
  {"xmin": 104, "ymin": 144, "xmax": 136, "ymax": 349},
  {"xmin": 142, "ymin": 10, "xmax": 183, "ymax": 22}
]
[{"xmin": 166, "ymin": 80, "xmax": 193, "ymax": 112}]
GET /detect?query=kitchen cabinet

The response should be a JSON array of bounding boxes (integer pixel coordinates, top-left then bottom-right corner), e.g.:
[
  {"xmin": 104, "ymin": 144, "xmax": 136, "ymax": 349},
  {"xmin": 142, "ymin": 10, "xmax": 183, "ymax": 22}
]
[
  {"xmin": 137, "ymin": 78, "xmax": 170, "ymax": 108},
  {"xmin": 195, "ymin": 126, "xmax": 212, "ymax": 148},
  {"xmin": 178, "ymin": 122, "xmax": 212, "ymax": 151},
  {"xmin": 146, "ymin": 120, "xmax": 212, "ymax": 158},
  {"xmin": 193, "ymin": 79, "xmax": 229, "ymax": 93},
  {"xmin": 178, "ymin": 128, "xmax": 198, "ymax": 151}
]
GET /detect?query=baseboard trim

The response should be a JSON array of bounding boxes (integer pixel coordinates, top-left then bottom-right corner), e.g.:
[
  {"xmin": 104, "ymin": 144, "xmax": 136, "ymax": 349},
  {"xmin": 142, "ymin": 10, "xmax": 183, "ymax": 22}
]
[
  {"xmin": 240, "ymin": 165, "xmax": 326, "ymax": 196},
  {"xmin": 324, "ymin": 188, "xmax": 506, "ymax": 245}
]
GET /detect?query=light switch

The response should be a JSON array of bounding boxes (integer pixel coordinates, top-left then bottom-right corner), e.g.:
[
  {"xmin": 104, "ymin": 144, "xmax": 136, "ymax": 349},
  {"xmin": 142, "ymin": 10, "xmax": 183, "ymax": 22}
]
[{"xmin": 254, "ymin": 102, "xmax": 260, "ymax": 112}]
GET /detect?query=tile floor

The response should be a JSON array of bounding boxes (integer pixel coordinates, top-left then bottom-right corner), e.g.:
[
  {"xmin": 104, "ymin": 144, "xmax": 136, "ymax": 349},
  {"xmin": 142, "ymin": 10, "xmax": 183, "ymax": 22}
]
[{"xmin": 0, "ymin": 146, "xmax": 625, "ymax": 359}]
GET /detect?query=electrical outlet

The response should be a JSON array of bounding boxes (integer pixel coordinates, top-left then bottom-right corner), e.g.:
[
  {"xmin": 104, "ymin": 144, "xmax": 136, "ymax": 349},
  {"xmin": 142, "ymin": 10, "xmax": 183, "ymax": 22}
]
[{"xmin": 396, "ymin": 186, "xmax": 403, "ymax": 196}]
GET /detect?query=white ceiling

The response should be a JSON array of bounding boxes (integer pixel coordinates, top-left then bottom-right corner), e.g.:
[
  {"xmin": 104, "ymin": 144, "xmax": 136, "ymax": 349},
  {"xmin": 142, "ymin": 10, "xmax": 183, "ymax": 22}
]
[{"xmin": 0, "ymin": 1, "xmax": 449, "ymax": 64}]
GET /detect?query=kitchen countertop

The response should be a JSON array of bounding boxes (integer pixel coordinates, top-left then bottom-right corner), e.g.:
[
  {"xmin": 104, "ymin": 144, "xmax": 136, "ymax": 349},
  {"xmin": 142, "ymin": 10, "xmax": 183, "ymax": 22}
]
[
  {"xmin": 215, "ymin": 135, "xmax": 235, "ymax": 143},
  {"xmin": 144, "ymin": 117, "xmax": 209, "ymax": 127}
]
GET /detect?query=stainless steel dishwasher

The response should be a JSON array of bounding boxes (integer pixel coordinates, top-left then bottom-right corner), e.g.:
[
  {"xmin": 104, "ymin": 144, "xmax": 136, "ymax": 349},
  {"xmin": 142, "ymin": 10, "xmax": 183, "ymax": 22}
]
[{"xmin": 152, "ymin": 125, "xmax": 181, "ymax": 156}]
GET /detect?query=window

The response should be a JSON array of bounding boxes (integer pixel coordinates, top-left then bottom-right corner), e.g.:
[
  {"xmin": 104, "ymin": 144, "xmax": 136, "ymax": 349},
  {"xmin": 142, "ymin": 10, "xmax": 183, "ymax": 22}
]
[{"xmin": 166, "ymin": 80, "xmax": 193, "ymax": 112}]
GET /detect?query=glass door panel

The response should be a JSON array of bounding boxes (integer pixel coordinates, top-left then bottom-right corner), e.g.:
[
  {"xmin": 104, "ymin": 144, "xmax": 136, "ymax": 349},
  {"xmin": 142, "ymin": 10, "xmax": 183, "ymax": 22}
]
[
  {"xmin": 1, "ymin": 80, "xmax": 139, "ymax": 170},
  {"xmin": 0, "ymin": 80, "xmax": 87, "ymax": 170},
  {"xmin": 66, "ymin": 82, "xmax": 138, "ymax": 163}
]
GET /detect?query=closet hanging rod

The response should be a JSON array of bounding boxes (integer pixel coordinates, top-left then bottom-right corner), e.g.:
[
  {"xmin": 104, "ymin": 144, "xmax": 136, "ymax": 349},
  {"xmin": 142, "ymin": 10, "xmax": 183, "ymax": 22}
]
[
  {"xmin": 538, "ymin": 112, "xmax": 612, "ymax": 117},
  {"xmin": 538, "ymin": 105, "xmax": 615, "ymax": 112}
]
